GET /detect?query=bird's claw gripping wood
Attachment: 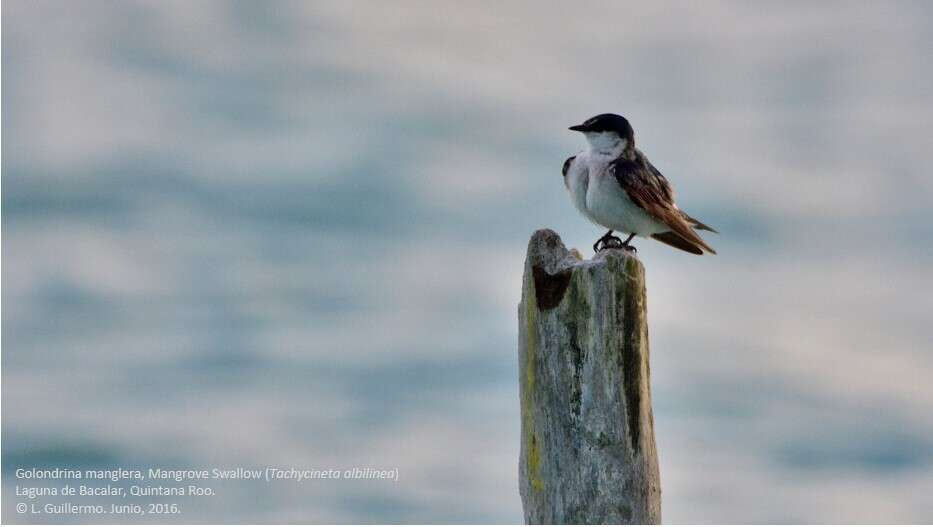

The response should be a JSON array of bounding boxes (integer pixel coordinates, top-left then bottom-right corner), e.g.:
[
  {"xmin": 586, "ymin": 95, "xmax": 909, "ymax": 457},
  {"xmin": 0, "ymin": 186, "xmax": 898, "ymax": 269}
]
[
  {"xmin": 594, "ymin": 230, "xmax": 637, "ymax": 253},
  {"xmin": 593, "ymin": 230, "xmax": 624, "ymax": 253}
]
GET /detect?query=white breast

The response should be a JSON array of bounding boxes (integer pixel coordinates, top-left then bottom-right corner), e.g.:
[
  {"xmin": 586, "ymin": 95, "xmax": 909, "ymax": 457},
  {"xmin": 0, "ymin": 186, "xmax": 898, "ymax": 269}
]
[{"xmin": 565, "ymin": 152, "xmax": 668, "ymax": 238}]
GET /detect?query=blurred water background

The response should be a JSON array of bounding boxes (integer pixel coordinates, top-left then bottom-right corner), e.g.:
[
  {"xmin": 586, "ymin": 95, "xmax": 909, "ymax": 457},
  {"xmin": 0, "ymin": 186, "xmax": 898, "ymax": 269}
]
[{"xmin": 3, "ymin": 1, "xmax": 933, "ymax": 523}]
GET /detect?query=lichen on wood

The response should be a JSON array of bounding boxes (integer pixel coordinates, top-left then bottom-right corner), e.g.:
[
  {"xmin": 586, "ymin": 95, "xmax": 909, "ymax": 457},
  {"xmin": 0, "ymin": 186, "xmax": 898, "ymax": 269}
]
[{"xmin": 518, "ymin": 229, "xmax": 661, "ymax": 524}]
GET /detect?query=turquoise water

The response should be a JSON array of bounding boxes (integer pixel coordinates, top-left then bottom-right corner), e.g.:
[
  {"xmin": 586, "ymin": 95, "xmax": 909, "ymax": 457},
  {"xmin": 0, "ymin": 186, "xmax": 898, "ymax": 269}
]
[{"xmin": 3, "ymin": 1, "xmax": 933, "ymax": 522}]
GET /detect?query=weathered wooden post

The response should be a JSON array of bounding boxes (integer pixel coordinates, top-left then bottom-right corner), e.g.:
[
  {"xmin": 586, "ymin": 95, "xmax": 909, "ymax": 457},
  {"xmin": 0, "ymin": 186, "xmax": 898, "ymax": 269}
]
[{"xmin": 518, "ymin": 229, "xmax": 661, "ymax": 524}]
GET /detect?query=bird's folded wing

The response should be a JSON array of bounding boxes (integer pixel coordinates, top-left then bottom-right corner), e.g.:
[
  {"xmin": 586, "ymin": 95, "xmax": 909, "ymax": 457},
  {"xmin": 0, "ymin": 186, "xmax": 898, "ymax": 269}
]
[{"xmin": 611, "ymin": 156, "xmax": 717, "ymax": 255}]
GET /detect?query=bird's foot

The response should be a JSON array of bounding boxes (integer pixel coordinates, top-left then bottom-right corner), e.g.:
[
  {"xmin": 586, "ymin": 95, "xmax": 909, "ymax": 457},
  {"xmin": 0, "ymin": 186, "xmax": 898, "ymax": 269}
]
[
  {"xmin": 593, "ymin": 234, "xmax": 624, "ymax": 252},
  {"xmin": 603, "ymin": 237, "xmax": 625, "ymax": 250}
]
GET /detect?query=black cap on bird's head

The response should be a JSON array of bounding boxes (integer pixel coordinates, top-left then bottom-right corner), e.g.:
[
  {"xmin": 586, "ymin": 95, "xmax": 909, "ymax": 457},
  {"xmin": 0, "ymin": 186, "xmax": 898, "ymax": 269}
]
[{"xmin": 569, "ymin": 113, "xmax": 634, "ymax": 142}]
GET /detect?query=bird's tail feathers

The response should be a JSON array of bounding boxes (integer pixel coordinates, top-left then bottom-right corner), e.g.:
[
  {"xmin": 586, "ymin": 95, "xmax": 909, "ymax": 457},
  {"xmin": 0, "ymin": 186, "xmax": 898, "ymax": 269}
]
[{"xmin": 652, "ymin": 230, "xmax": 717, "ymax": 255}]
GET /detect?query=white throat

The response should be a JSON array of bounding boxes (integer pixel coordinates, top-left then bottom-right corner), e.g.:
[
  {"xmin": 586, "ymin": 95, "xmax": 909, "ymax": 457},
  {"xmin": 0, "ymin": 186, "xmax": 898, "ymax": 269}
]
[{"xmin": 584, "ymin": 132, "xmax": 627, "ymax": 157}]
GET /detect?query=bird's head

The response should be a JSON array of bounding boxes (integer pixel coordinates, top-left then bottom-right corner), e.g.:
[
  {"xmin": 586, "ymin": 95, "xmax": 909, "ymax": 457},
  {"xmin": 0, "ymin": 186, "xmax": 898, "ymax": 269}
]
[{"xmin": 569, "ymin": 113, "xmax": 634, "ymax": 155}]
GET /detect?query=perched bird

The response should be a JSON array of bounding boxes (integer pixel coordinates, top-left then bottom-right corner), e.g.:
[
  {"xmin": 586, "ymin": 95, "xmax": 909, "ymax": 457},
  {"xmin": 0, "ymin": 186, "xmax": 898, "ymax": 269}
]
[{"xmin": 563, "ymin": 113, "xmax": 717, "ymax": 255}]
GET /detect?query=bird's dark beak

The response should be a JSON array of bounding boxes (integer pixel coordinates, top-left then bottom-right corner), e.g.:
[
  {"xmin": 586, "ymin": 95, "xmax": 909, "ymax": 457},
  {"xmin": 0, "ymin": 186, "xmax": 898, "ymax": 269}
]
[{"xmin": 568, "ymin": 124, "xmax": 589, "ymax": 132}]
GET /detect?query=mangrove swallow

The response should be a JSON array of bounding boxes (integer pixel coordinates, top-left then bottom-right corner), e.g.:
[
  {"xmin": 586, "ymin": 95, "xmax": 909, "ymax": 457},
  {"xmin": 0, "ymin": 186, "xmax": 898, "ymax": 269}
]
[{"xmin": 563, "ymin": 113, "xmax": 718, "ymax": 255}]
